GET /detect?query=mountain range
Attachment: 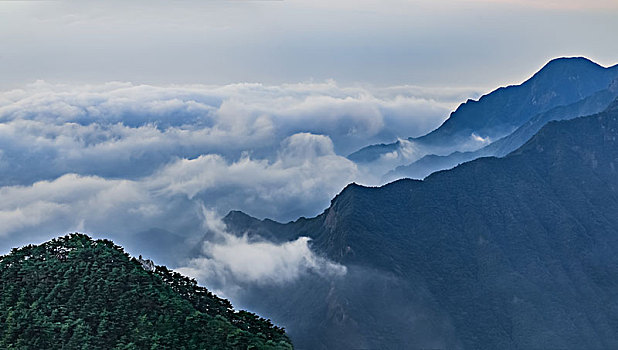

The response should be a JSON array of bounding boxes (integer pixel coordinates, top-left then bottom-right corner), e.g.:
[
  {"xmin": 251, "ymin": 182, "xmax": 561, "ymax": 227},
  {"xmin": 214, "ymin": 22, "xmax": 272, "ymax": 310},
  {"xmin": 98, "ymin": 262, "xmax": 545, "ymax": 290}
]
[
  {"xmin": 385, "ymin": 77, "xmax": 618, "ymax": 181},
  {"xmin": 223, "ymin": 98, "xmax": 618, "ymax": 349},
  {"xmin": 349, "ymin": 57, "xmax": 618, "ymax": 174}
]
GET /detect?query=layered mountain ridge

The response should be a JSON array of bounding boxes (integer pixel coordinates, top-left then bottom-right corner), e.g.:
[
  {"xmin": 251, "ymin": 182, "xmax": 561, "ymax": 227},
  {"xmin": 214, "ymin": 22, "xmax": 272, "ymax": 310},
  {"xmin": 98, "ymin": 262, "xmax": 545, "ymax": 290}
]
[
  {"xmin": 385, "ymin": 77, "xmax": 618, "ymax": 180},
  {"xmin": 349, "ymin": 57, "xmax": 618, "ymax": 168}
]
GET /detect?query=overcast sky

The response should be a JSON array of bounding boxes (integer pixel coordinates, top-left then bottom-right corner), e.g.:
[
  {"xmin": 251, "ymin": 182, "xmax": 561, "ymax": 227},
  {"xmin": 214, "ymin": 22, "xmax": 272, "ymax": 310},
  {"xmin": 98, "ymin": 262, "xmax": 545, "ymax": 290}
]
[{"xmin": 1, "ymin": 0, "xmax": 617, "ymax": 90}]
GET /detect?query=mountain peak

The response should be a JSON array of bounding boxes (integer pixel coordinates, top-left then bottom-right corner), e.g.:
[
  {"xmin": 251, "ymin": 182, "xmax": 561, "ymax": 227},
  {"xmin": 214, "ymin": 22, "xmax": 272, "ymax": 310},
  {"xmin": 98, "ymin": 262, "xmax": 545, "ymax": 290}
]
[
  {"xmin": 543, "ymin": 56, "xmax": 599, "ymax": 68},
  {"xmin": 531, "ymin": 56, "xmax": 606, "ymax": 81},
  {"xmin": 224, "ymin": 209, "xmax": 256, "ymax": 223}
]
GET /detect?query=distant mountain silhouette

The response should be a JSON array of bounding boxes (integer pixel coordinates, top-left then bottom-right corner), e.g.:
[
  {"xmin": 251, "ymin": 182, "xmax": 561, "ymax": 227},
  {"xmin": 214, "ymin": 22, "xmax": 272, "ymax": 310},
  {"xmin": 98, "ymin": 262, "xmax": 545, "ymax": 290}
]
[
  {"xmin": 349, "ymin": 57, "xmax": 618, "ymax": 164},
  {"xmin": 386, "ymin": 77, "xmax": 618, "ymax": 181},
  {"xmin": 224, "ymin": 100, "xmax": 618, "ymax": 349}
]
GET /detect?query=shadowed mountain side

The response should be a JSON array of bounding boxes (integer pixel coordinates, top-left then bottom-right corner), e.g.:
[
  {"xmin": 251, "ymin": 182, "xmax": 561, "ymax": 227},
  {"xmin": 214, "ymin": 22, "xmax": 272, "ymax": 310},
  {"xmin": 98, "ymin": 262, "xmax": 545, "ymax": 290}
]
[
  {"xmin": 224, "ymin": 101, "xmax": 618, "ymax": 349},
  {"xmin": 385, "ymin": 78, "xmax": 618, "ymax": 181},
  {"xmin": 349, "ymin": 57, "xmax": 618, "ymax": 164},
  {"xmin": 231, "ymin": 266, "xmax": 461, "ymax": 350}
]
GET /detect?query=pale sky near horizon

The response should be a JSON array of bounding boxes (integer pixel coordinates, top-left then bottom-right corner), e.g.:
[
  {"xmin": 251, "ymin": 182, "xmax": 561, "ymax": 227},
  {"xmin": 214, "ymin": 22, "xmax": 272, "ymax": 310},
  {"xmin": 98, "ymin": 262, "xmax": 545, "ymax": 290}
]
[{"xmin": 1, "ymin": 0, "xmax": 617, "ymax": 91}]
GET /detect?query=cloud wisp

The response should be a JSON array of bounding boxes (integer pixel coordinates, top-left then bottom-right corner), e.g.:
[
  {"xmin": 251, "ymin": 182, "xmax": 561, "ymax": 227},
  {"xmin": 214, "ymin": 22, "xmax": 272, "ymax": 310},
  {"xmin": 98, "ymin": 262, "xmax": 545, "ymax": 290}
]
[{"xmin": 176, "ymin": 209, "xmax": 346, "ymax": 298}]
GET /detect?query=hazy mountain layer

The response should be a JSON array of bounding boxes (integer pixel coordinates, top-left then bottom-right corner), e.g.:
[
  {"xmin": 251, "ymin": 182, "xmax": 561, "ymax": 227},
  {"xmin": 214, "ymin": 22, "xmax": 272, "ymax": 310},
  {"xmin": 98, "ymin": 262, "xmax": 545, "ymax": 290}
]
[
  {"xmin": 349, "ymin": 57, "xmax": 618, "ymax": 164},
  {"xmin": 386, "ymin": 77, "xmax": 618, "ymax": 181}
]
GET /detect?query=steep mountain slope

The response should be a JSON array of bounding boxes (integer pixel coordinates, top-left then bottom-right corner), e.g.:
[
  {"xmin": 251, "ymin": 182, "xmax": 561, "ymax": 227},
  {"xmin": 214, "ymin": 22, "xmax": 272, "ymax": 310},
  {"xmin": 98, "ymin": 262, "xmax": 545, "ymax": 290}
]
[
  {"xmin": 225, "ymin": 100, "xmax": 618, "ymax": 349},
  {"xmin": 386, "ymin": 78, "xmax": 618, "ymax": 180},
  {"xmin": 349, "ymin": 57, "xmax": 618, "ymax": 164},
  {"xmin": 0, "ymin": 234, "xmax": 292, "ymax": 349}
]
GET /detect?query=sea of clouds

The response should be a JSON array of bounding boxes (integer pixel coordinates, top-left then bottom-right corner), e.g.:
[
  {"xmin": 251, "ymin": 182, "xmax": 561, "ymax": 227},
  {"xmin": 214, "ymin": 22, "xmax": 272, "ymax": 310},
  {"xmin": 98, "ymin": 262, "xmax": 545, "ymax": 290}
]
[{"xmin": 0, "ymin": 80, "xmax": 479, "ymax": 288}]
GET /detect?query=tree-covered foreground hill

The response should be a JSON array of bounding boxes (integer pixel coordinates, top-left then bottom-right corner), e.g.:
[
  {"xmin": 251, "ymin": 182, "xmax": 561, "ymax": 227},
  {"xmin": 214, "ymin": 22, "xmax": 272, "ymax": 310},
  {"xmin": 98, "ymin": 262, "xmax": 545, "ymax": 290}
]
[{"xmin": 0, "ymin": 234, "xmax": 293, "ymax": 350}]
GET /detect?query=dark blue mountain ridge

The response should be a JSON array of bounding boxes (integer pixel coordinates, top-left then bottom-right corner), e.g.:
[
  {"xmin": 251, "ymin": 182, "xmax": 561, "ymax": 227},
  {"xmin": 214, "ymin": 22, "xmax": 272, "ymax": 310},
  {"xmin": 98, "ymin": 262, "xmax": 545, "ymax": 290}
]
[
  {"xmin": 223, "ymin": 99, "xmax": 618, "ymax": 349},
  {"xmin": 385, "ymin": 76, "xmax": 618, "ymax": 181},
  {"xmin": 349, "ymin": 57, "xmax": 618, "ymax": 163}
]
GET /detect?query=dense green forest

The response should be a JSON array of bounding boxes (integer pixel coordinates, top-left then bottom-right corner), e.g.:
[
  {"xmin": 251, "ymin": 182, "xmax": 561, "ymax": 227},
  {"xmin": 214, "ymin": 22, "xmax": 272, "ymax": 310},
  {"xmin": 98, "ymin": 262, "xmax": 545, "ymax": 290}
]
[{"xmin": 0, "ymin": 233, "xmax": 293, "ymax": 349}]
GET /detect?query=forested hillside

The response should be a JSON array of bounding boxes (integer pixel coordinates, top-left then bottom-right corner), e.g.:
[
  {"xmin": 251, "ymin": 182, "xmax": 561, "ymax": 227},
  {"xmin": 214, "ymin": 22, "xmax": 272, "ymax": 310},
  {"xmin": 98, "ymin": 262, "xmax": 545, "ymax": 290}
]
[{"xmin": 0, "ymin": 234, "xmax": 292, "ymax": 349}]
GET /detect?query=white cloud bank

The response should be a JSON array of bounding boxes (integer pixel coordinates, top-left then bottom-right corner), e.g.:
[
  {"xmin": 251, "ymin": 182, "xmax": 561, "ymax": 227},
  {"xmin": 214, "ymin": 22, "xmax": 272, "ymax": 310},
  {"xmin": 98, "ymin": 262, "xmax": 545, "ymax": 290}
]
[
  {"xmin": 0, "ymin": 81, "xmax": 478, "ymax": 281},
  {"xmin": 0, "ymin": 81, "xmax": 477, "ymax": 187},
  {"xmin": 0, "ymin": 132, "xmax": 356, "ymax": 239}
]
